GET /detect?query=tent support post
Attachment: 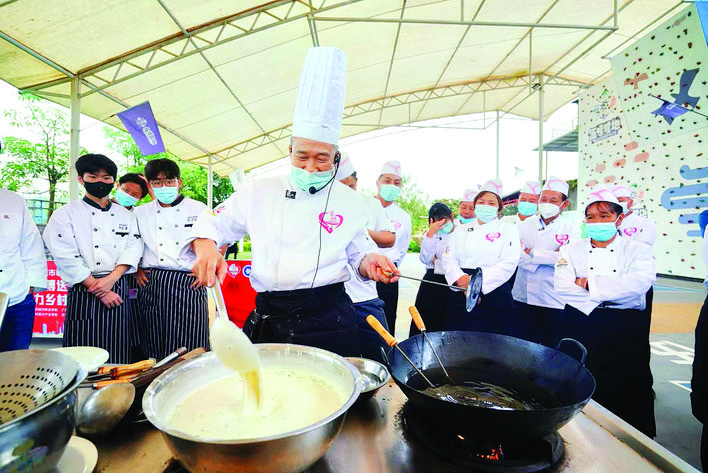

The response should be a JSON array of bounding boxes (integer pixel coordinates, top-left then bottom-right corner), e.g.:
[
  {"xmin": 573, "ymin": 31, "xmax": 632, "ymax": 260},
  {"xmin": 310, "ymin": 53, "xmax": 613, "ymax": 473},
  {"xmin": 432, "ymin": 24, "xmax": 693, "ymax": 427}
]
[
  {"xmin": 208, "ymin": 156, "xmax": 213, "ymax": 209},
  {"xmin": 69, "ymin": 77, "xmax": 81, "ymax": 200},
  {"xmin": 538, "ymin": 83, "xmax": 544, "ymax": 183},
  {"xmin": 495, "ymin": 110, "xmax": 500, "ymax": 180}
]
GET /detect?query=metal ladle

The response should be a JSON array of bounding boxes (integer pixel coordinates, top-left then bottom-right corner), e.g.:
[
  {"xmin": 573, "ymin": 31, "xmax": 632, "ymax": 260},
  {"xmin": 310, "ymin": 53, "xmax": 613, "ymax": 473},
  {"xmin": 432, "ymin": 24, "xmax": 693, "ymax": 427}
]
[
  {"xmin": 78, "ymin": 383, "xmax": 136, "ymax": 436},
  {"xmin": 389, "ymin": 269, "xmax": 483, "ymax": 312},
  {"xmin": 408, "ymin": 306, "xmax": 455, "ymax": 385}
]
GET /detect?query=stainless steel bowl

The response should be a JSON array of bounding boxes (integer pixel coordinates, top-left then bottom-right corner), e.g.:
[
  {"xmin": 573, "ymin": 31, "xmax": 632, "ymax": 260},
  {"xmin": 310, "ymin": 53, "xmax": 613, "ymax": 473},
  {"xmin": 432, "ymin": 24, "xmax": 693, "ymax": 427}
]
[
  {"xmin": 143, "ymin": 344, "xmax": 362, "ymax": 473},
  {"xmin": 0, "ymin": 350, "xmax": 88, "ymax": 472},
  {"xmin": 345, "ymin": 357, "xmax": 390, "ymax": 401}
]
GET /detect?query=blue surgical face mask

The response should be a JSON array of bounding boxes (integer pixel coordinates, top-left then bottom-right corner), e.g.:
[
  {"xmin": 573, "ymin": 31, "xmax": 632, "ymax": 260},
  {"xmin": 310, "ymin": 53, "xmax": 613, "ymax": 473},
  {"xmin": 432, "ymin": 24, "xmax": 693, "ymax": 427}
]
[
  {"xmin": 437, "ymin": 221, "xmax": 453, "ymax": 235},
  {"xmin": 517, "ymin": 201, "xmax": 538, "ymax": 217},
  {"xmin": 458, "ymin": 216, "xmax": 475, "ymax": 224},
  {"xmin": 291, "ymin": 166, "xmax": 334, "ymax": 192},
  {"xmin": 153, "ymin": 186, "xmax": 179, "ymax": 205},
  {"xmin": 585, "ymin": 220, "xmax": 619, "ymax": 242},
  {"xmin": 474, "ymin": 204, "xmax": 498, "ymax": 224},
  {"xmin": 379, "ymin": 184, "xmax": 401, "ymax": 202},
  {"xmin": 115, "ymin": 189, "xmax": 139, "ymax": 208}
]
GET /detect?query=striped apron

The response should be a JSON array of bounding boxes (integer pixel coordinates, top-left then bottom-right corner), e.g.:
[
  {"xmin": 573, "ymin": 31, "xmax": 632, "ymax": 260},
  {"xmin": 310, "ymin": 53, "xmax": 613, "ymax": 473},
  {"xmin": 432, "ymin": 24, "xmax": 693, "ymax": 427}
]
[
  {"xmin": 64, "ymin": 275, "xmax": 132, "ymax": 364},
  {"xmin": 137, "ymin": 269, "xmax": 209, "ymax": 359}
]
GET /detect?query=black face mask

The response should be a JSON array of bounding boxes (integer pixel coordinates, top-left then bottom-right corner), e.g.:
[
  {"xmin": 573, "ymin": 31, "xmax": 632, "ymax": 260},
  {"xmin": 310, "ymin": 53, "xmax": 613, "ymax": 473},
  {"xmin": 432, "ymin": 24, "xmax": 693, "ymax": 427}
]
[{"xmin": 83, "ymin": 181, "xmax": 114, "ymax": 199}]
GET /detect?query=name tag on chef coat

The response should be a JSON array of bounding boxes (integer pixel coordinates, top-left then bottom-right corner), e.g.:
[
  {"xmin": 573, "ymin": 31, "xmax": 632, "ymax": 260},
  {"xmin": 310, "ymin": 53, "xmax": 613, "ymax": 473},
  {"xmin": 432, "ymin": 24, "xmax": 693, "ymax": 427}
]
[{"xmin": 115, "ymin": 223, "xmax": 129, "ymax": 237}]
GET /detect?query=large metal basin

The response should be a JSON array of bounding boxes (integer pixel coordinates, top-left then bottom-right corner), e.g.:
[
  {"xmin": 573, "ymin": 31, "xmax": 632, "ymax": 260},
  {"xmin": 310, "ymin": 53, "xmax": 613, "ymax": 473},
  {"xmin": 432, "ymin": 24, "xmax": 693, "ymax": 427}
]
[{"xmin": 143, "ymin": 344, "xmax": 362, "ymax": 473}]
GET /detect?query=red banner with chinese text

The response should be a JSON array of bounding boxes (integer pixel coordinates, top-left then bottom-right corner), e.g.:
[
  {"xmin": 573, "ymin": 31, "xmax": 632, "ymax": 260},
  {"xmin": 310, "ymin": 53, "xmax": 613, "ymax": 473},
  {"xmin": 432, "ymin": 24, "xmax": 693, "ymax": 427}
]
[{"xmin": 32, "ymin": 261, "xmax": 68, "ymax": 337}]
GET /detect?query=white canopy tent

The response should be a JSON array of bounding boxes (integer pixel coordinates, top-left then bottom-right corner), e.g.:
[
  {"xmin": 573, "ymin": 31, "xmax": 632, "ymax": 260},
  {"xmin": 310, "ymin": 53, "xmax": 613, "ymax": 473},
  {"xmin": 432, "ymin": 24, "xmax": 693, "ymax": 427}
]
[{"xmin": 0, "ymin": 0, "xmax": 685, "ymax": 206}]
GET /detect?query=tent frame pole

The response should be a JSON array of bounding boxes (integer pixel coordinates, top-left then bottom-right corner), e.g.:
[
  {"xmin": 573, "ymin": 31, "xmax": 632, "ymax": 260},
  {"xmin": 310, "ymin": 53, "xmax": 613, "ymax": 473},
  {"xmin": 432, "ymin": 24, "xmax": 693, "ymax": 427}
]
[
  {"xmin": 207, "ymin": 156, "xmax": 213, "ymax": 209},
  {"xmin": 538, "ymin": 82, "xmax": 544, "ymax": 183},
  {"xmin": 69, "ymin": 77, "xmax": 81, "ymax": 200}
]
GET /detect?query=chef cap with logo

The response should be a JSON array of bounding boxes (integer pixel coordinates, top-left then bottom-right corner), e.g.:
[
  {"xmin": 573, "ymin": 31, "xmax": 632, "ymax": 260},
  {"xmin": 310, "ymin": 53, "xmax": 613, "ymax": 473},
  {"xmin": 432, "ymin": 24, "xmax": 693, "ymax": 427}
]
[
  {"xmin": 477, "ymin": 179, "xmax": 503, "ymax": 199},
  {"xmin": 379, "ymin": 160, "xmax": 402, "ymax": 178},
  {"xmin": 612, "ymin": 185, "xmax": 633, "ymax": 199},
  {"xmin": 292, "ymin": 47, "xmax": 347, "ymax": 145},
  {"xmin": 335, "ymin": 151, "xmax": 356, "ymax": 180},
  {"xmin": 542, "ymin": 177, "xmax": 569, "ymax": 196},
  {"xmin": 585, "ymin": 184, "xmax": 620, "ymax": 210},
  {"xmin": 461, "ymin": 188, "xmax": 476, "ymax": 203},
  {"xmin": 520, "ymin": 181, "xmax": 541, "ymax": 195}
]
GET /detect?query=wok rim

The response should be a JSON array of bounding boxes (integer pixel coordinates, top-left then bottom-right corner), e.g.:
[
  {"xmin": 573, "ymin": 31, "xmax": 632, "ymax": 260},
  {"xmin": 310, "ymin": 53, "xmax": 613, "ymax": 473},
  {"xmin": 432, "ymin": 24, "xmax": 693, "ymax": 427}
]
[{"xmin": 143, "ymin": 344, "xmax": 363, "ymax": 445}]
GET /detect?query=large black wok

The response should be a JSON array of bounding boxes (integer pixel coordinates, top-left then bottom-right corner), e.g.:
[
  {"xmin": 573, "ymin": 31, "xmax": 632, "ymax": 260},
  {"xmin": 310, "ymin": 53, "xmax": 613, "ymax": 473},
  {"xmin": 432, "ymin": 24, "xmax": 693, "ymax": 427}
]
[{"xmin": 383, "ymin": 331, "xmax": 595, "ymax": 440}]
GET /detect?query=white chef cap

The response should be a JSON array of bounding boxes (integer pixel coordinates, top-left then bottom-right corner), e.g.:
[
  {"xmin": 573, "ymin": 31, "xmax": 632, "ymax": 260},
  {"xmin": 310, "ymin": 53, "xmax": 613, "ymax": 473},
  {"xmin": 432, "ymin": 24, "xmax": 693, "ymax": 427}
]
[
  {"xmin": 612, "ymin": 185, "xmax": 633, "ymax": 199},
  {"xmin": 520, "ymin": 181, "xmax": 541, "ymax": 195},
  {"xmin": 461, "ymin": 188, "xmax": 476, "ymax": 202},
  {"xmin": 478, "ymin": 179, "xmax": 503, "ymax": 199},
  {"xmin": 585, "ymin": 184, "xmax": 620, "ymax": 209},
  {"xmin": 542, "ymin": 177, "xmax": 569, "ymax": 195},
  {"xmin": 379, "ymin": 160, "xmax": 402, "ymax": 178},
  {"xmin": 335, "ymin": 151, "xmax": 355, "ymax": 180},
  {"xmin": 292, "ymin": 47, "xmax": 347, "ymax": 145}
]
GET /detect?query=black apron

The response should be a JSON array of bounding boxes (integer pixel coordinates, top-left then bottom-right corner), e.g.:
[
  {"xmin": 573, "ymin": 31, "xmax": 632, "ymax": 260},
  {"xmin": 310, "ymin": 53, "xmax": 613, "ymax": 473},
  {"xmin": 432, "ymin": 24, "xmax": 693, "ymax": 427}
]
[
  {"xmin": 511, "ymin": 302, "xmax": 567, "ymax": 348},
  {"xmin": 243, "ymin": 282, "xmax": 360, "ymax": 357},
  {"xmin": 445, "ymin": 268, "xmax": 516, "ymax": 335},
  {"xmin": 564, "ymin": 302, "xmax": 655, "ymax": 438},
  {"xmin": 410, "ymin": 269, "xmax": 448, "ymax": 336},
  {"xmin": 377, "ymin": 279, "xmax": 399, "ymax": 334}
]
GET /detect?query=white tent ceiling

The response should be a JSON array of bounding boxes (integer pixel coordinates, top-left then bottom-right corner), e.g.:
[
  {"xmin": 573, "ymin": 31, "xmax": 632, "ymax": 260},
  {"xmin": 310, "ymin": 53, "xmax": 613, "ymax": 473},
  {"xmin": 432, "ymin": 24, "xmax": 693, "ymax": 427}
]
[{"xmin": 0, "ymin": 0, "xmax": 685, "ymax": 176}]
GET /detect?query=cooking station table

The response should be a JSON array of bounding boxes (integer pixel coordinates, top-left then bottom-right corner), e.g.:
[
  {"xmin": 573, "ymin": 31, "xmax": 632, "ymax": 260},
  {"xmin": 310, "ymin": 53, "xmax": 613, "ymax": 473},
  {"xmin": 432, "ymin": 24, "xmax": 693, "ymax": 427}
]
[{"xmin": 94, "ymin": 380, "xmax": 698, "ymax": 472}]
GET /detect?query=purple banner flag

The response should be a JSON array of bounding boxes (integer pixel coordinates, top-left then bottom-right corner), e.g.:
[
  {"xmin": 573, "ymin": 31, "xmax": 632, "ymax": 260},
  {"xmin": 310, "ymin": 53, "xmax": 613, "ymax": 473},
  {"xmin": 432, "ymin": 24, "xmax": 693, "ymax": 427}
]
[{"xmin": 116, "ymin": 101, "xmax": 165, "ymax": 156}]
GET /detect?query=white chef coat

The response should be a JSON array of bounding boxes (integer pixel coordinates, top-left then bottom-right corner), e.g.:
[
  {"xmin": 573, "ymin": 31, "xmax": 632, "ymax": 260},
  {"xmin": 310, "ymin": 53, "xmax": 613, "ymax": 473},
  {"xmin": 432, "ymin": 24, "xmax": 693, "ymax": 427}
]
[
  {"xmin": 345, "ymin": 196, "xmax": 392, "ymax": 303},
  {"xmin": 419, "ymin": 232, "xmax": 452, "ymax": 275},
  {"xmin": 379, "ymin": 202, "xmax": 411, "ymax": 266},
  {"xmin": 44, "ymin": 198, "xmax": 143, "ymax": 286},
  {"xmin": 554, "ymin": 236, "xmax": 655, "ymax": 315},
  {"xmin": 619, "ymin": 212, "xmax": 657, "ymax": 247},
  {"xmin": 512, "ymin": 215, "xmax": 580, "ymax": 309},
  {"xmin": 134, "ymin": 196, "xmax": 208, "ymax": 271},
  {"xmin": 443, "ymin": 219, "xmax": 520, "ymax": 295},
  {"xmin": 181, "ymin": 175, "xmax": 376, "ymax": 293},
  {"xmin": 0, "ymin": 189, "xmax": 47, "ymax": 305}
]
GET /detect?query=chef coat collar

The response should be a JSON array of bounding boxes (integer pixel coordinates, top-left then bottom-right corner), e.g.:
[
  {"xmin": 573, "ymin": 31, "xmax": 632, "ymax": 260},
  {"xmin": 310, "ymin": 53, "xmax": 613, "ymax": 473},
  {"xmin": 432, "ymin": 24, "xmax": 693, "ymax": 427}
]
[
  {"xmin": 170, "ymin": 195, "xmax": 185, "ymax": 207},
  {"xmin": 83, "ymin": 195, "xmax": 112, "ymax": 212},
  {"xmin": 589, "ymin": 232, "xmax": 620, "ymax": 249}
]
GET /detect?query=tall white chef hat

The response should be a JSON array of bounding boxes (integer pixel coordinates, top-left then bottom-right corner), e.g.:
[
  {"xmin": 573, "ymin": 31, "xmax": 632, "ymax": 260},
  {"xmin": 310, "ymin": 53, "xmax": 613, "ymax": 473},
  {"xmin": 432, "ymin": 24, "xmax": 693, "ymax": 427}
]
[
  {"xmin": 461, "ymin": 188, "xmax": 476, "ymax": 202},
  {"xmin": 379, "ymin": 160, "xmax": 402, "ymax": 178},
  {"xmin": 612, "ymin": 185, "xmax": 633, "ymax": 199},
  {"xmin": 542, "ymin": 176, "xmax": 569, "ymax": 196},
  {"xmin": 585, "ymin": 184, "xmax": 620, "ymax": 209},
  {"xmin": 335, "ymin": 151, "xmax": 356, "ymax": 180},
  {"xmin": 478, "ymin": 179, "xmax": 503, "ymax": 199},
  {"xmin": 520, "ymin": 181, "xmax": 541, "ymax": 195},
  {"xmin": 292, "ymin": 47, "xmax": 347, "ymax": 145}
]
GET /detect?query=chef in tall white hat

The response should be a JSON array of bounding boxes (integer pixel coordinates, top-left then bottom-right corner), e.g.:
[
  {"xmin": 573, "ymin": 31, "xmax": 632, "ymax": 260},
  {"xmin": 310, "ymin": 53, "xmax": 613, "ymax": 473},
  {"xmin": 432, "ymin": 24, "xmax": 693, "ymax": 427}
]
[
  {"xmin": 554, "ymin": 184, "xmax": 656, "ymax": 437},
  {"xmin": 457, "ymin": 188, "xmax": 477, "ymax": 225},
  {"xmin": 185, "ymin": 47, "xmax": 398, "ymax": 357},
  {"xmin": 612, "ymin": 184, "xmax": 657, "ymax": 247},
  {"xmin": 336, "ymin": 151, "xmax": 394, "ymax": 362},
  {"xmin": 442, "ymin": 178, "xmax": 520, "ymax": 335},
  {"xmin": 511, "ymin": 177, "xmax": 579, "ymax": 346},
  {"xmin": 374, "ymin": 160, "xmax": 412, "ymax": 331}
]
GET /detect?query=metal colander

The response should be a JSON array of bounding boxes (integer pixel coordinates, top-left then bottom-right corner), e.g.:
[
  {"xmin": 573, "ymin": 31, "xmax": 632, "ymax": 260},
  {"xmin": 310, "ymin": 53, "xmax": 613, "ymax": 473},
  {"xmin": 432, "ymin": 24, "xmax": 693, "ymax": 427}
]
[{"xmin": 0, "ymin": 349, "xmax": 80, "ymax": 425}]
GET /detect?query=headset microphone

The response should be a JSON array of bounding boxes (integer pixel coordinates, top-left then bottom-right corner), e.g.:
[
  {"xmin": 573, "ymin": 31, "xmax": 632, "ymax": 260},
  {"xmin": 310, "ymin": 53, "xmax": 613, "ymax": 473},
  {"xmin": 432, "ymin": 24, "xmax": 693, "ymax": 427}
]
[{"xmin": 308, "ymin": 151, "xmax": 342, "ymax": 195}]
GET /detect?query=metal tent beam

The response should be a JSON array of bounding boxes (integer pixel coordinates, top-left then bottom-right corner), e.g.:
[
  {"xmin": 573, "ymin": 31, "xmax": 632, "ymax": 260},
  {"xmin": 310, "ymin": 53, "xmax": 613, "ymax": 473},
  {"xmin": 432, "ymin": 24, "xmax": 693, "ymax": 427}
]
[{"xmin": 312, "ymin": 16, "xmax": 619, "ymax": 31}]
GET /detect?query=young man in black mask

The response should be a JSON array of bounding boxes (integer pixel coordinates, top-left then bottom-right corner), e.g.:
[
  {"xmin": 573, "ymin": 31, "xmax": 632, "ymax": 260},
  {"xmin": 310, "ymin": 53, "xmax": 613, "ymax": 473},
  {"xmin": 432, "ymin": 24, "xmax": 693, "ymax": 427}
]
[{"xmin": 44, "ymin": 153, "xmax": 143, "ymax": 363}]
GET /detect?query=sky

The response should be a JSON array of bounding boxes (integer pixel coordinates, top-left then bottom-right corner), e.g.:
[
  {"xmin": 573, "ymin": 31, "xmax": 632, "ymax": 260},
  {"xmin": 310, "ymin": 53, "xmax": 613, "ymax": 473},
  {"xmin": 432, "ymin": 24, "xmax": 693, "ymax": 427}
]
[{"xmin": 0, "ymin": 78, "xmax": 578, "ymax": 201}]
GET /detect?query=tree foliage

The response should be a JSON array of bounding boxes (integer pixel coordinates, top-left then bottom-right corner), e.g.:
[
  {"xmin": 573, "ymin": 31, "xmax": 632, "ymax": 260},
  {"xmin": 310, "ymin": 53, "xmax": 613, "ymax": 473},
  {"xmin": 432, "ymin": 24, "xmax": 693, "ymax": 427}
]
[{"xmin": 104, "ymin": 127, "xmax": 233, "ymax": 206}]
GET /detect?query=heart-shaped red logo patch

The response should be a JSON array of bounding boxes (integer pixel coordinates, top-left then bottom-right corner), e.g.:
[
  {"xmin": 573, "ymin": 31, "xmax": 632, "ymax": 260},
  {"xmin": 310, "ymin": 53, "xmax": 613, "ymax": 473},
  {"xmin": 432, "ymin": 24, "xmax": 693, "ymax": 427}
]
[
  {"xmin": 485, "ymin": 232, "xmax": 501, "ymax": 242},
  {"xmin": 319, "ymin": 211, "xmax": 344, "ymax": 234},
  {"xmin": 555, "ymin": 234, "xmax": 569, "ymax": 245}
]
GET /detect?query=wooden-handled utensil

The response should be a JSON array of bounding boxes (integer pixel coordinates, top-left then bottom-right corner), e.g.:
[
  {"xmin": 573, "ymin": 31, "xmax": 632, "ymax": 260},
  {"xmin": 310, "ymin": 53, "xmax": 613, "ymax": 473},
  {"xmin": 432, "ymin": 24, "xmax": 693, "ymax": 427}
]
[
  {"xmin": 365, "ymin": 315, "xmax": 435, "ymax": 388},
  {"xmin": 409, "ymin": 306, "xmax": 455, "ymax": 385}
]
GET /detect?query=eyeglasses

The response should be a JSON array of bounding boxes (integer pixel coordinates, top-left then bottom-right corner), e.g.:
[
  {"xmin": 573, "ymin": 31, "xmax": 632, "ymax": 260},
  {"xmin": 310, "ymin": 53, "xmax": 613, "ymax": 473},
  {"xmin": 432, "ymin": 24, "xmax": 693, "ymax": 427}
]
[{"xmin": 149, "ymin": 178, "xmax": 178, "ymax": 188}]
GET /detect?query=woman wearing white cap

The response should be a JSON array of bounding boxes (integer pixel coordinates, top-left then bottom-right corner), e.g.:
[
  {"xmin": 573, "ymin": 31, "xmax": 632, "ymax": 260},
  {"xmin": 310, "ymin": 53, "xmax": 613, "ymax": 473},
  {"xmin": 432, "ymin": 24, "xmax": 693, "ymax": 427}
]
[
  {"xmin": 457, "ymin": 189, "xmax": 476, "ymax": 225},
  {"xmin": 185, "ymin": 47, "xmax": 399, "ymax": 357},
  {"xmin": 375, "ymin": 160, "xmax": 412, "ymax": 333},
  {"xmin": 443, "ymin": 179, "xmax": 520, "ymax": 334},
  {"xmin": 554, "ymin": 185, "xmax": 656, "ymax": 437},
  {"xmin": 512, "ymin": 177, "xmax": 579, "ymax": 346},
  {"xmin": 410, "ymin": 202, "xmax": 456, "ymax": 336}
]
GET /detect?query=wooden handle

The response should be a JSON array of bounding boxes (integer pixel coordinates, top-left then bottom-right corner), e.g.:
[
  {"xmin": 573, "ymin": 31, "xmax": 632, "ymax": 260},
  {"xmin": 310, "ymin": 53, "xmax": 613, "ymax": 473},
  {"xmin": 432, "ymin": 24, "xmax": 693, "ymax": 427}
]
[
  {"xmin": 180, "ymin": 347, "xmax": 206, "ymax": 360},
  {"xmin": 94, "ymin": 375, "xmax": 136, "ymax": 389},
  {"xmin": 97, "ymin": 365, "xmax": 112, "ymax": 375},
  {"xmin": 409, "ymin": 306, "xmax": 426, "ymax": 332},
  {"xmin": 366, "ymin": 315, "xmax": 397, "ymax": 347},
  {"xmin": 110, "ymin": 359, "xmax": 155, "ymax": 377}
]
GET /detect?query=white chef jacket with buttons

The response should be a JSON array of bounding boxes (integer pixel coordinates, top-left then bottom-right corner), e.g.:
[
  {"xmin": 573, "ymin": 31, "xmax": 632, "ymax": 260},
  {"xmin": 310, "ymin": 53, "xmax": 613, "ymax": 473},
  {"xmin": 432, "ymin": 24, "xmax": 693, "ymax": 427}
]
[
  {"xmin": 512, "ymin": 215, "xmax": 580, "ymax": 309},
  {"xmin": 44, "ymin": 198, "xmax": 143, "ymax": 286},
  {"xmin": 182, "ymin": 175, "xmax": 377, "ymax": 293},
  {"xmin": 443, "ymin": 219, "xmax": 520, "ymax": 295},
  {"xmin": 345, "ymin": 196, "xmax": 392, "ymax": 303},
  {"xmin": 554, "ymin": 236, "xmax": 655, "ymax": 316},
  {"xmin": 134, "ymin": 196, "xmax": 207, "ymax": 271},
  {"xmin": 420, "ymin": 232, "xmax": 452, "ymax": 275},
  {"xmin": 618, "ymin": 212, "xmax": 657, "ymax": 247},
  {"xmin": 0, "ymin": 189, "xmax": 47, "ymax": 305},
  {"xmin": 379, "ymin": 202, "xmax": 412, "ymax": 266}
]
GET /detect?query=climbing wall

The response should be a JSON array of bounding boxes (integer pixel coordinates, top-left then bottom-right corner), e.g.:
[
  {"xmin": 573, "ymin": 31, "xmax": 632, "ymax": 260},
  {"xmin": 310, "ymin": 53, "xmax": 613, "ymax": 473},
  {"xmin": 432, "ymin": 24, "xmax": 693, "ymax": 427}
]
[{"xmin": 578, "ymin": 4, "xmax": 708, "ymax": 278}]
